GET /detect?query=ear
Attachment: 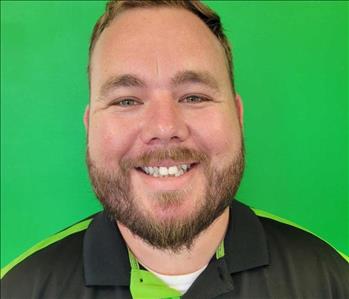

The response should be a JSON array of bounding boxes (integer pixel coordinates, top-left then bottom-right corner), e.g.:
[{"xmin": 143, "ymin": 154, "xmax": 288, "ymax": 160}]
[
  {"xmin": 235, "ymin": 94, "xmax": 244, "ymax": 127},
  {"xmin": 83, "ymin": 105, "xmax": 90, "ymax": 131}
]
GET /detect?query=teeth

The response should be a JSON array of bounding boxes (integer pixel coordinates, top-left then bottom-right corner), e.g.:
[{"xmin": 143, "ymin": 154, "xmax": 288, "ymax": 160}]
[
  {"xmin": 148, "ymin": 167, "xmax": 154, "ymax": 175},
  {"xmin": 153, "ymin": 167, "xmax": 159, "ymax": 176},
  {"xmin": 175, "ymin": 169, "xmax": 184, "ymax": 177},
  {"xmin": 159, "ymin": 167, "xmax": 168, "ymax": 176},
  {"xmin": 168, "ymin": 166, "xmax": 177, "ymax": 175},
  {"xmin": 140, "ymin": 164, "xmax": 191, "ymax": 177}
]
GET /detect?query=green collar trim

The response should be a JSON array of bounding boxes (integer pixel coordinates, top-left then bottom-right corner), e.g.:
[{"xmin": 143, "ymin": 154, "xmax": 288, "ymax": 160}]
[
  {"xmin": 215, "ymin": 240, "xmax": 225, "ymax": 259},
  {"xmin": 128, "ymin": 249, "xmax": 181, "ymax": 299},
  {"xmin": 128, "ymin": 240, "xmax": 224, "ymax": 299}
]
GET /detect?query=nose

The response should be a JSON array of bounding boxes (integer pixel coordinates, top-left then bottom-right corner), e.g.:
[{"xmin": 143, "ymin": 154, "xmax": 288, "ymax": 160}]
[{"xmin": 140, "ymin": 95, "xmax": 189, "ymax": 145}]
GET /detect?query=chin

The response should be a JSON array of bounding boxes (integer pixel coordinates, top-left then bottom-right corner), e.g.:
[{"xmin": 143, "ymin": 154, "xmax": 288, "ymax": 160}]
[{"xmin": 139, "ymin": 190, "xmax": 201, "ymax": 220}]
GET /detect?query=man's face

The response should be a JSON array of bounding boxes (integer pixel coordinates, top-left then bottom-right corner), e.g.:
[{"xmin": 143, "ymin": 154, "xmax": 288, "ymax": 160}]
[{"xmin": 86, "ymin": 7, "xmax": 244, "ymax": 250}]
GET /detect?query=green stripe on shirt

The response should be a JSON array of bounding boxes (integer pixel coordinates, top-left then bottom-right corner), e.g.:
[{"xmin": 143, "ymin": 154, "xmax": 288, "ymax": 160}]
[
  {"xmin": 1, "ymin": 218, "xmax": 92, "ymax": 279},
  {"xmin": 252, "ymin": 208, "xmax": 349, "ymax": 263}
]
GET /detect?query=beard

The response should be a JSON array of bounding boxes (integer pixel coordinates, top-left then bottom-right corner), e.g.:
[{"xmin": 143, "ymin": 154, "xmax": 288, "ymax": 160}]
[{"xmin": 86, "ymin": 142, "xmax": 245, "ymax": 252}]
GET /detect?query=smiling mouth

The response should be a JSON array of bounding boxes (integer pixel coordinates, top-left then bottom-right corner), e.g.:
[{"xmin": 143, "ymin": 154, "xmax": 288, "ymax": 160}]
[{"xmin": 136, "ymin": 163, "xmax": 196, "ymax": 178}]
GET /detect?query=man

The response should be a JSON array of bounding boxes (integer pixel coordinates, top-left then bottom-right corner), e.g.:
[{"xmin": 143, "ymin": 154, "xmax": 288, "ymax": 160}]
[{"xmin": 1, "ymin": 1, "xmax": 348, "ymax": 298}]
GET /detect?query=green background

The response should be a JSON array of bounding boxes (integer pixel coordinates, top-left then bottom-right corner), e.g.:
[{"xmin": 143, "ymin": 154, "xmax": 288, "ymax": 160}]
[{"xmin": 1, "ymin": 1, "xmax": 348, "ymax": 268}]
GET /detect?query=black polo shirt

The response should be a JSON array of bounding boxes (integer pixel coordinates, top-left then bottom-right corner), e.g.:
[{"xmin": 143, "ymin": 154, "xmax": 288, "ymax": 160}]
[{"xmin": 2, "ymin": 200, "xmax": 349, "ymax": 298}]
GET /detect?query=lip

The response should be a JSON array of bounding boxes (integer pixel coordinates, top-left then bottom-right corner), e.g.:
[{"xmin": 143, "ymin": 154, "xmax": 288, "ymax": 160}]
[{"xmin": 132, "ymin": 163, "xmax": 198, "ymax": 191}]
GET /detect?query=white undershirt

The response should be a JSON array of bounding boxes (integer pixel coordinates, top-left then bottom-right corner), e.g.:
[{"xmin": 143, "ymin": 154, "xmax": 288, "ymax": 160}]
[{"xmin": 143, "ymin": 264, "xmax": 208, "ymax": 295}]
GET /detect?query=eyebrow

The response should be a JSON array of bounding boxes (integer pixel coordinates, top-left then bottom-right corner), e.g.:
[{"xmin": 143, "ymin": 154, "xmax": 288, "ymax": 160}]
[
  {"xmin": 100, "ymin": 74, "xmax": 145, "ymax": 97},
  {"xmin": 99, "ymin": 70, "xmax": 220, "ymax": 98},
  {"xmin": 171, "ymin": 70, "xmax": 220, "ymax": 91}
]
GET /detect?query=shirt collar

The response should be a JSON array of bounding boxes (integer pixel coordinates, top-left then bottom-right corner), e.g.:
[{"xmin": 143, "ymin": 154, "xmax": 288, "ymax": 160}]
[
  {"xmin": 84, "ymin": 211, "xmax": 130, "ymax": 286},
  {"xmin": 83, "ymin": 199, "xmax": 269, "ymax": 286},
  {"xmin": 224, "ymin": 200, "xmax": 269, "ymax": 273}
]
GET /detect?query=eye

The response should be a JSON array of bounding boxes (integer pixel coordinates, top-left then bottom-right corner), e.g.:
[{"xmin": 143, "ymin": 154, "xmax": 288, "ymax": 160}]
[
  {"xmin": 112, "ymin": 98, "xmax": 142, "ymax": 107},
  {"xmin": 180, "ymin": 95, "xmax": 210, "ymax": 104}
]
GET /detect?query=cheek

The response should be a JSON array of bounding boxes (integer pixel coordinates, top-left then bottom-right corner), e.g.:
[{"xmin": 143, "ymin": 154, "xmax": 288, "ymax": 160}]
[
  {"xmin": 189, "ymin": 108, "xmax": 241, "ymax": 158},
  {"xmin": 87, "ymin": 114, "xmax": 138, "ymax": 166}
]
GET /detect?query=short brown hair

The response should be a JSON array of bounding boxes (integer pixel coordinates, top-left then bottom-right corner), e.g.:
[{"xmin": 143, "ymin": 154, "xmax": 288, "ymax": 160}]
[{"xmin": 88, "ymin": 0, "xmax": 235, "ymax": 93}]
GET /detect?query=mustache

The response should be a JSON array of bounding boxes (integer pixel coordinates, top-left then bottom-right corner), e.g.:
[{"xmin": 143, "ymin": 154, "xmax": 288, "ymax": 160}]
[{"xmin": 120, "ymin": 147, "xmax": 209, "ymax": 170}]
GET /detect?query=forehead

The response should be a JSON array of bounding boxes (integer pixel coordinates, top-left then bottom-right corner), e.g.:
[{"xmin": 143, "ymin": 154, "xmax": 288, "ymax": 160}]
[{"xmin": 90, "ymin": 7, "xmax": 229, "ymax": 94}]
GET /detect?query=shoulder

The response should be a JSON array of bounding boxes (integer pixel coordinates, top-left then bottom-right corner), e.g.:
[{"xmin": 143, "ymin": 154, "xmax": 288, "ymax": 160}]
[
  {"xmin": 258, "ymin": 215, "xmax": 347, "ymax": 264},
  {"xmin": 1, "ymin": 216, "xmax": 94, "ymax": 297},
  {"xmin": 257, "ymin": 215, "xmax": 349, "ymax": 295}
]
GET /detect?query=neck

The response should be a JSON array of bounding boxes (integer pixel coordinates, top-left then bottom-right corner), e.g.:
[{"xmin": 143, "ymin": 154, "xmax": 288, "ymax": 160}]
[{"xmin": 117, "ymin": 207, "xmax": 230, "ymax": 275}]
